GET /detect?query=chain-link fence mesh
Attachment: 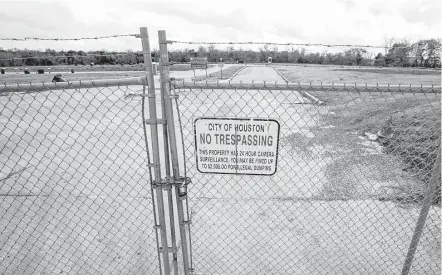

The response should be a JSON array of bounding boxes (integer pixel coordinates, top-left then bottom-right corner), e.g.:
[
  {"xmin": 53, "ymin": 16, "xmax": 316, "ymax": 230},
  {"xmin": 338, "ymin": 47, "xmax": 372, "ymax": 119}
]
[
  {"xmin": 174, "ymin": 77, "xmax": 441, "ymax": 275},
  {"xmin": 0, "ymin": 82, "xmax": 160, "ymax": 274},
  {"xmin": 1, "ymin": 73, "xmax": 441, "ymax": 275}
]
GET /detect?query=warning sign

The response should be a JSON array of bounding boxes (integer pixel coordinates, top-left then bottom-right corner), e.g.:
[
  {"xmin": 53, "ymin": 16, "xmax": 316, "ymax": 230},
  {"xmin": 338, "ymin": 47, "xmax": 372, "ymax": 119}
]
[
  {"xmin": 190, "ymin": 57, "xmax": 208, "ymax": 69},
  {"xmin": 194, "ymin": 117, "xmax": 280, "ymax": 175}
]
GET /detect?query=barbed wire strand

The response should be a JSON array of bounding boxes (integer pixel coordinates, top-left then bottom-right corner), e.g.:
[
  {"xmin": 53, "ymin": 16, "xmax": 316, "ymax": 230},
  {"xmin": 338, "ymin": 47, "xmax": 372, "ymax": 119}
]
[
  {"xmin": 0, "ymin": 53, "xmax": 144, "ymax": 62},
  {"xmin": 0, "ymin": 34, "xmax": 139, "ymax": 41},
  {"xmin": 0, "ymin": 34, "xmax": 432, "ymax": 50},
  {"xmin": 167, "ymin": 40, "xmax": 424, "ymax": 49}
]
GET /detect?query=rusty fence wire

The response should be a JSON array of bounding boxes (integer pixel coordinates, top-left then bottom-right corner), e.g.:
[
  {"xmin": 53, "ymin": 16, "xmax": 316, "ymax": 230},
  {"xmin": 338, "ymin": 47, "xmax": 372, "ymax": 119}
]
[
  {"xmin": 0, "ymin": 80, "xmax": 162, "ymax": 275},
  {"xmin": 173, "ymin": 81, "xmax": 441, "ymax": 275}
]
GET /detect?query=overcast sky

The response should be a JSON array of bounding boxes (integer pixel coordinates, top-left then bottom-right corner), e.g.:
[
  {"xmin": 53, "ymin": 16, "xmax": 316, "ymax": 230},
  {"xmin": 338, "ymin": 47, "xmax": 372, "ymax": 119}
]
[{"xmin": 0, "ymin": 0, "xmax": 440, "ymax": 53}]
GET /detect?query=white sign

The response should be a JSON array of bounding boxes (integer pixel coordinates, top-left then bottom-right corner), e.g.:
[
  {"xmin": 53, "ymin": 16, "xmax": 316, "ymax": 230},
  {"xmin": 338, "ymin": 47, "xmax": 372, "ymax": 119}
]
[
  {"xmin": 194, "ymin": 117, "xmax": 280, "ymax": 175},
  {"xmin": 190, "ymin": 57, "xmax": 208, "ymax": 69},
  {"xmin": 218, "ymin": 63, "xmax": 224, "ymax": 67}
]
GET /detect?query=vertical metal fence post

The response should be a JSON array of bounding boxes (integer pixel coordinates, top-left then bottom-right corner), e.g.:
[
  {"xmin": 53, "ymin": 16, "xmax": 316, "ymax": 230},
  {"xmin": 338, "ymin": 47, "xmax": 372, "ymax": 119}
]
[
  {"xmin": 158, "ymin": 30, "xmax": 191, "ymax": 275},
  {"xmin": 159, "ymin": 42, "xmax": 179, "ymax": 275},
  {"xmin": 140, "ymin": 27, "xmax": 171, "ymax": 275},
  {"xmin": 401, "ymin": 151, "xmax": 441, "ymax": 275}
]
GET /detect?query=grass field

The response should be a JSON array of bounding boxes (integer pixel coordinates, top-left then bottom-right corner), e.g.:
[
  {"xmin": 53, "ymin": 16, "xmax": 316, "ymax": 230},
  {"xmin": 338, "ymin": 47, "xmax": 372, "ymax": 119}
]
[
  {"xmin": 274, "ymin": 64, "xmax": 441, "ymax": 85},
  {"xmin": 275, "ymin": 65, "xmax": 441, "ymax": 204}
]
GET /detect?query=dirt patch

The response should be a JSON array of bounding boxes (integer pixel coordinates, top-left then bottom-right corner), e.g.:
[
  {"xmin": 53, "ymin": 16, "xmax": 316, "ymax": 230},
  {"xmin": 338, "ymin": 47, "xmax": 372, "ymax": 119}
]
[
  {"xmin": 318, "ymin": 92, "xmax": 440, "ymax": 204},
  {"xmin": 275, "ymin": 65, "xmax": 441, "ymax": 204},
  {"xmin": 279, "ymin": 115, "xmax": 425, "ymax": 204}
]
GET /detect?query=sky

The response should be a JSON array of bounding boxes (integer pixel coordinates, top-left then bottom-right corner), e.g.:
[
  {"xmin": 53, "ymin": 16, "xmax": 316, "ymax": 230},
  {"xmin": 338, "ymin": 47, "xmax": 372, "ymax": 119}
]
[{"xmin": 0, "ymin": 0, "xmax": 440, "ymax": 53}]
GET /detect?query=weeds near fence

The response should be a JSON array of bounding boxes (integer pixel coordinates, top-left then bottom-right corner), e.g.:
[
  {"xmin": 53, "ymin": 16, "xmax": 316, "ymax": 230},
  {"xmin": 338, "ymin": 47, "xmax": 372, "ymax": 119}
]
[{"xmin": 308, "ymin": 89, "xmax": 441, "ymax": 204}]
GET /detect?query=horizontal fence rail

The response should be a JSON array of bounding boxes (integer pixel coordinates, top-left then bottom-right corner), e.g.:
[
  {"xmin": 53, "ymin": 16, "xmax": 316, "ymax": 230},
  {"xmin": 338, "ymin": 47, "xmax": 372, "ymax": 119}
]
[
  {"xmin": 3, "ymin": 78, "xmax": 439, "ymax": 94},
  {"xmin": 173, "ymin": 81, "xmax": 442, "ymax": 93},
  {"xmin": 0, "ymin": 77, "xmax": 147, "ymax": 93}
]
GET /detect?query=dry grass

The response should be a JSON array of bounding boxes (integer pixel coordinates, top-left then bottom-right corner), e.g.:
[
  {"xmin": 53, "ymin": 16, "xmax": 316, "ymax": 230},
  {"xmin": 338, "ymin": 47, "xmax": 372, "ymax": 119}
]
[
  {"xmin": 276, "ymin": 65, "xmax": 441, "ymax": 204},
  {"xmin": 274, "ymin": 64, "xmax": 441, "ymax": 85}
]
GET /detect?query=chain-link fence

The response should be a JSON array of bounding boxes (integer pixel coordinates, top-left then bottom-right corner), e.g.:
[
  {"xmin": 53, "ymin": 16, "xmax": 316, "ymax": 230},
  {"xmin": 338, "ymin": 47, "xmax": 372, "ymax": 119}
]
[
  {"xmin": 173, "ymin": 78, "xmax": 441, "ymax": 275},
  {"xmin": 1, "ymin": 77, "xmax": 440, "ymax": 275},
  {"xmin": 0, "ymin": 79, "xmax": 163, "ymax": 275},
  {"xmin": 1, "ymin": 26, "xmax": 441, "ymax": 275}
]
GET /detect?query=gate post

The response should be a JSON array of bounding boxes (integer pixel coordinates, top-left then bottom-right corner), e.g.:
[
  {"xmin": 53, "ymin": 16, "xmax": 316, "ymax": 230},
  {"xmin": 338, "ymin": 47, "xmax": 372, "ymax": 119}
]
[
  {"xmin": 139, "ymin": 27, "xmax": 171, "ymax": 275},
  {"xmin": 158, "ymin": 30, "xmax": 192, "ymax": 275},
  {"xmin": 401, "ymin": 151, "xmax": 441, "ymax": 275}
]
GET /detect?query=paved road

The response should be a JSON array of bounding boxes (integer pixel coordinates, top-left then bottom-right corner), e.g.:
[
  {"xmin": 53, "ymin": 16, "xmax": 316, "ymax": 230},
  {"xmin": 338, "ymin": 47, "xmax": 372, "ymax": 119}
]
[
  {"xmin": 169, "ymin": 64, "xmax": 234, "ymax": 80},
  {"xmin": 229, "ymin": 65, "xmax": 285, "ymax": 82}
]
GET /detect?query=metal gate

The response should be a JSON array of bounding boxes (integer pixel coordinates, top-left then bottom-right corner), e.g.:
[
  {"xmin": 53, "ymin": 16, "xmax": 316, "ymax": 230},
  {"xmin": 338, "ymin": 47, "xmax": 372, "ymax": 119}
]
[{"xmin": 155, "ymin": 35, "xmax": 441, "ymax": 274}]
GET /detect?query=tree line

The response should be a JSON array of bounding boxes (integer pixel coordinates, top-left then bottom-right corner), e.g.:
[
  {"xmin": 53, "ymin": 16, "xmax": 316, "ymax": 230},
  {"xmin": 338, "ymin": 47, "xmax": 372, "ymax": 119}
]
[
  {"xmin": 0, "ymin": 49, "xmax": 145, "ymax": 67},
  {"xmin": 0, "ymin": 38, "xmax": 440, "ymax": 68}
]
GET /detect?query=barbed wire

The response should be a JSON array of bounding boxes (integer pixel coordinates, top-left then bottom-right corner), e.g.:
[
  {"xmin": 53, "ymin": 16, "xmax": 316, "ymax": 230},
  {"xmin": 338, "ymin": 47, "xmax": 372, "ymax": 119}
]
[
  {"xmin": 0, "ymin": 34, "xmax": 431, "ymax": 50},
  {"xmin": 168, "ymin": 40, "xmax": 421, "ymax": 50},
  {"xmin": 0, "ymin": 53, "xmax": 143, "ymax": 62},
  {"xmin": 0, "ymin": 34, "xmax": 139, "ymax": 42}
]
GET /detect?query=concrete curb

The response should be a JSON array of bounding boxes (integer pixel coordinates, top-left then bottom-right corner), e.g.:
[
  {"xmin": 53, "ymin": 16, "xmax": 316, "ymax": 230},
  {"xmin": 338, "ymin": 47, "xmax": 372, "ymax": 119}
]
[
  {"xmin": 271, "ymin": 66, "xmax": 325, "ymax": 105},
  {"xmin": 190, "ymin": 65, "xmax": 245, "ymax": 82},
  {"xmin": 227, "ymin": 65, "xmax": 247, "ymax": 81}
]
